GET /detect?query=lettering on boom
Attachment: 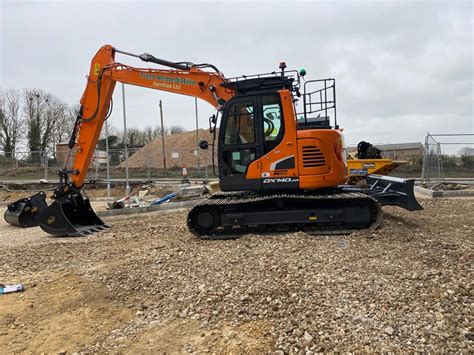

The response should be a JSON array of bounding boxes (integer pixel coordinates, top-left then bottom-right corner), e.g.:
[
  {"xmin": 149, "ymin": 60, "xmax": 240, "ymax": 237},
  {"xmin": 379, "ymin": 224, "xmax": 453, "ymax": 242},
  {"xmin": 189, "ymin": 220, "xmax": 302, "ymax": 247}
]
[{"xmin": 139, "ymin": 72, "xmax": 197, "ymax": 86}]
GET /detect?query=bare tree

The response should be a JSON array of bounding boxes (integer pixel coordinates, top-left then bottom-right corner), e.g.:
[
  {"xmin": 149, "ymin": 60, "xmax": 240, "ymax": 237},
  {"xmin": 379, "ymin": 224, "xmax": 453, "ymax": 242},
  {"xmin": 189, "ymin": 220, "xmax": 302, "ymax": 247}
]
[
  {"xmin": 144, "ymin": 126, "xmax": 153, "ymax": 143},
  {"xmin": 144, "ymin": 125, "xmax": 162, "ymax": 144},
  {"xmin": 51, "ymin": 103, "xmax": 78, "ymax": 153},
  {"xmin": 23, "ymin": 89, "xmax": 49, "ymax": 159},
  {"xmin": 101, "ymin": 123, "xmax": 180, "ymax": 150},
  {"xmin": 127, "ymin": 128, "xmax": 144, "ymax": 147},
  {"xmin": 117, "ymin": 127, "xmax": 149, "ymax": 148},
  {"xmin": 0, "ymin": 89, "xmax": 24, "ymax": 158},
  {"xmin": 459, "ymin": 146, "xmax": 474, "ymax": 157},
  {"xmin": 98, "ymin": 121, "xmax": 119, "ymax": 147},
  {"xmin": 168, "ymin": 125, "xmax": 186, "ymax": 135},
  {"xmin": 23, "ymin": 89, "xmax": 74, "ymax": 162}
]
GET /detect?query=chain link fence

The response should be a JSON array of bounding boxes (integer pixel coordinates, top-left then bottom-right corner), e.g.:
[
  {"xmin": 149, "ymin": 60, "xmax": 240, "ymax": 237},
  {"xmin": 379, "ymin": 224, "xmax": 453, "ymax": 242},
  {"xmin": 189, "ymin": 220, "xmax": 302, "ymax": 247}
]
[
  {"xmin": 0, "ymin": 151, "xmax": 52, "ymax": 181},
  {"xmin": 0, "ymin": 146, "xmax": 216, "ymax": 182},
  {"xmin": 421, "ymin": 134, "xmax": 443, "ymax": 184},
  {"xmin": 421, "ymin": 133, "xmax": 474, "ymax": 187},
  {"xmin": 4, "ymin": 135, "xmax": 471, "ymax": 184}
]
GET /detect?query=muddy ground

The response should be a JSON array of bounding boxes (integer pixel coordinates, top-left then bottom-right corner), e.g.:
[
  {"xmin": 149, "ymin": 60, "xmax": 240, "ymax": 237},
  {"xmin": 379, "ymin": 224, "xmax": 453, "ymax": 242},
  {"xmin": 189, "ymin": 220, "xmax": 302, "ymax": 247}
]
[{"xmin": 0, "ymin": 198, "xmax": 472, "ymax": 353}]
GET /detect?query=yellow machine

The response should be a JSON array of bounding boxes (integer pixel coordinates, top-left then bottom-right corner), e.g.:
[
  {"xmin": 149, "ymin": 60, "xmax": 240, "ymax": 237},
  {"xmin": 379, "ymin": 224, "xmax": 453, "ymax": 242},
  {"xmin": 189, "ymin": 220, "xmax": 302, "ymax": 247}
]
[
  {"xmin": 346, "ymin": 140, "xmax": 408, "ymax": 179},
  {"xmin": 347, "ymin": 159, "xmax": 406, "ymax": 177}
]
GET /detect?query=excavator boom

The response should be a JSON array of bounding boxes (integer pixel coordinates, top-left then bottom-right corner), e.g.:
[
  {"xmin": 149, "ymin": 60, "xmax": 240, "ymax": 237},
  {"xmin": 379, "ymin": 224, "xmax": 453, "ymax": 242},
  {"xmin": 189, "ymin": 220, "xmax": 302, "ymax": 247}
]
[{"xmin": 72, "ymin": 45, "xmax": 231, "ymax": 187}]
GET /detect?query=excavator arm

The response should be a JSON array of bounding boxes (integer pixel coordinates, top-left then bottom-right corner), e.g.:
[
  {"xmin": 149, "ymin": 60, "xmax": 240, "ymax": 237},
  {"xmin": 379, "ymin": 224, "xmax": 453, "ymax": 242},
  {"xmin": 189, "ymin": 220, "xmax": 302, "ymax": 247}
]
[
  {"xmin": 71, "ymin": 44, "xmax": 232, "ymax": 187},
  {"xmin": 5, "ymin": 44, "xmax": 234, "ymax": 236}
]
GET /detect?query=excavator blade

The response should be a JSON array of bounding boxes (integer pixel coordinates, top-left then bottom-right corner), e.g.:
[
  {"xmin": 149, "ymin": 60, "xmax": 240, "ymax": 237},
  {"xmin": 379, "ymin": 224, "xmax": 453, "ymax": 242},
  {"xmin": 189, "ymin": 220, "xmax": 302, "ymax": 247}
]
[
  {"xmin": 4, "ymin": 192, "xmax": 48, "ymax": 228},
  {"xmin": 342, "ymin": 174, "xmax": 422, "ymax": 211},
  {"xmin": 365, "ymin": 174, "xmax": 423, "ymax": 211},
  {"xmin": 37, "ymin": 193, "xmax": 110, "ymax": 237}
]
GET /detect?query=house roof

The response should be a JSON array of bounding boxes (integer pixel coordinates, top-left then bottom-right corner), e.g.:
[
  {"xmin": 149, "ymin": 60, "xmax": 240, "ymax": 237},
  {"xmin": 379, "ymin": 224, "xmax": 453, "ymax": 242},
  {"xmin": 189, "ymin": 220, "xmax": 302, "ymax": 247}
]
[{"xmin": 375, "ymin": 142, "xmax": 423, "ymax": 150}]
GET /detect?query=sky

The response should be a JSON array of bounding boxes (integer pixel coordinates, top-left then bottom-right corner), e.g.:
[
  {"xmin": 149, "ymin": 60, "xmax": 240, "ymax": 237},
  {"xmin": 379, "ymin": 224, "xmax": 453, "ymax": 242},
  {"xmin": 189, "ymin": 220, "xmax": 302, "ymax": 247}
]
[{"xmin": 1, "ymin": 0, "xmax": 473, "ymax": 148}]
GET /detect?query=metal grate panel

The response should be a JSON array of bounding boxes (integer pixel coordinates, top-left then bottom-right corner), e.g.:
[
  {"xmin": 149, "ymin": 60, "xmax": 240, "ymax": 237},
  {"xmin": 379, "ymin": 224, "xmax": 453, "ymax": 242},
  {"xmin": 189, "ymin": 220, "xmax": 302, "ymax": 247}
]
[{"xmin": 302, "ymin": 146, "xmax": 326, "ymax": 167}]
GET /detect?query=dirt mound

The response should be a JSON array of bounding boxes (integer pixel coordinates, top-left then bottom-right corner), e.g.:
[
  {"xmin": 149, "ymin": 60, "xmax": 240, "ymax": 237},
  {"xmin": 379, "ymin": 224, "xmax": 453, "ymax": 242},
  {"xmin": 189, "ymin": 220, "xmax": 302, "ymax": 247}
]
[{"xmin": 124, "ymin": 129, "xmax": 216, "ymax": 169}]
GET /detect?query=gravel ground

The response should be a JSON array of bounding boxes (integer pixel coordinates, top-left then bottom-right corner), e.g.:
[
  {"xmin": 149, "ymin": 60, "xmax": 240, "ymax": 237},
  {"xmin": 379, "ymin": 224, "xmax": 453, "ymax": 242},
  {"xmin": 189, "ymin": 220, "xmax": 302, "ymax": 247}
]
[{"xmin": 0, "ymin": 198, "xmax": 472, "ymax": 353}]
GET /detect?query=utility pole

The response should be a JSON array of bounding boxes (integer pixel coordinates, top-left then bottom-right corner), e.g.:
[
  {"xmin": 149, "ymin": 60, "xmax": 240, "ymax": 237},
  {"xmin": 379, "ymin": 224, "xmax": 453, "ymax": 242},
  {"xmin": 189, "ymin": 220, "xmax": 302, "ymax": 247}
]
[
  {"xmin": 195, "ymin": 97, "xmax": 200, "ymax": 177},
  {"xmin": 105, "ymin": 118, "xmax": 111, "ymax": 198},
  {"xmin": 159, "ymin": 100, "xmax": 167, "ymax": 175},
  {"xmin": 122, "ymin": 83, "xmax": 131, "ymax": 196},
  {"xmin": 43, "ymin": 97, "xmax": 49, "ymax": 181},
  {"xmin": 204, "ymin": 149, "xmax": 209, "ymax": 183}
]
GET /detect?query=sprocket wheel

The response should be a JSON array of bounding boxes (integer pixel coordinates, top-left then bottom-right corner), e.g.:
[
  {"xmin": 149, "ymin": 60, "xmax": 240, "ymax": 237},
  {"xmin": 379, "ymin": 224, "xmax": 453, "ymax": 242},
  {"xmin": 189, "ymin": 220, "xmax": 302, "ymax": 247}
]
[{"xmin": 187, "ymin": 206, "xmax": 220, "ymax": 237}]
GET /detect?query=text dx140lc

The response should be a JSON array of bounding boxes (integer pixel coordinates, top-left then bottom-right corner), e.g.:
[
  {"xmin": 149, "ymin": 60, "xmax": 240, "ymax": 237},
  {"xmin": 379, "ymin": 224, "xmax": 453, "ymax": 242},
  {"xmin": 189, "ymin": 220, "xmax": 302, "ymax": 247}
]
[{"xmin": 4, "ymin": 45, "xmax": 422, "ymax": 238}]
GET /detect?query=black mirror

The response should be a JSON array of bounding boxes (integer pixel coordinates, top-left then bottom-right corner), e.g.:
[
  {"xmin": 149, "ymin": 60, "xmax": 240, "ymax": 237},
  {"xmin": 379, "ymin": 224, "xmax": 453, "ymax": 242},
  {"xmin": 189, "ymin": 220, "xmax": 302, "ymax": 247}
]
[
  {"xmin": 209, "ymin": 114, "xmax": 217, "ymax": 133},
  {"xmin": 199, "ymin": 140, "xmax": 209, "ymax": 150}
]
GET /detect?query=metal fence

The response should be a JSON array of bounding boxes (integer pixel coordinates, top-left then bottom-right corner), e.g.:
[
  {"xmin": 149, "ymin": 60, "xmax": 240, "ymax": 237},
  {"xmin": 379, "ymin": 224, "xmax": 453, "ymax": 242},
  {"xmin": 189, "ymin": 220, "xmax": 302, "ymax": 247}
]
[
  {"xmin": 4, "ymin": 135, "xmax": 472, "ymax": 184},
  {"xmin": 0, "ymin": 150, "xmax": 52, "ymax": 181},
  {"xmin": 421, "ymin": 133, "xmax": 474, "ymax": 187},
  {"xmin": 0, "ymin": 147, "xmax": 216, "ymax": 182}
]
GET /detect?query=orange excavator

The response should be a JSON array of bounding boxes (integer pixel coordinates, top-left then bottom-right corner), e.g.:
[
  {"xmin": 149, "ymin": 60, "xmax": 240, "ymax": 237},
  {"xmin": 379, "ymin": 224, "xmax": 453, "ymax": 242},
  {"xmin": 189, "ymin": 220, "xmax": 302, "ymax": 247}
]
[{"xmin": 4, "ymin": 45, "xmax": 422, "ymax": 237}]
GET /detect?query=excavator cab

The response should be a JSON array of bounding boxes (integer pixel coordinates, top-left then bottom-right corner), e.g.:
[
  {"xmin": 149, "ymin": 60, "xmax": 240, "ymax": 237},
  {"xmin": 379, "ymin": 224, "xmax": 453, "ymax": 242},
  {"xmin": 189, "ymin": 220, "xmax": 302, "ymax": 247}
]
[
  {"xmin": 218, "ymin": 93, "xmax": 286, "ymax": 191},
  {"xmin": 215, "ymin": 73, "xmax": 346, "ymax": 193}
]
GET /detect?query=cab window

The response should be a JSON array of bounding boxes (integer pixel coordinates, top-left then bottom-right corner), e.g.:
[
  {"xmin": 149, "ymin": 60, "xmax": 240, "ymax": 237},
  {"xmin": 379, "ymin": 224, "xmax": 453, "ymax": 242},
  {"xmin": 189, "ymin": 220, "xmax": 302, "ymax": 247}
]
[
  {"xmin": 224, "ymin": 102, "xmax": 255, "ymax": 145},
  {"xmin": 262, "ymin": 94, "xmax": 284, "ymax": 153}
]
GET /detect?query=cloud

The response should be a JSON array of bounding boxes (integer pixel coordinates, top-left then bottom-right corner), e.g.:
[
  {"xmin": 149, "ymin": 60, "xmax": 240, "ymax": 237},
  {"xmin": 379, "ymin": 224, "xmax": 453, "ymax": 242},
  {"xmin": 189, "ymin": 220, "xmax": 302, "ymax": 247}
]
[{"xmin": 1, "ymin": 0, "xmax": 472, "ymax": 146}]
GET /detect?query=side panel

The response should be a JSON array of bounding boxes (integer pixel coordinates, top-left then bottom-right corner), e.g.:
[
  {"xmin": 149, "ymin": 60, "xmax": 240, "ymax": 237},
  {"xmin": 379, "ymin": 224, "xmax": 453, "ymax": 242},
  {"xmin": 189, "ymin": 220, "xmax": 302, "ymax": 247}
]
[
  {"xmin": 297, "ymin": 129, "xmax": 348, "ymax": 189},
  {"xmin": 297, "ymin": 138, "xmax": 332, "ymax": 176},
  {"xmin": 347, "ymin": 158, "xmax": 400, "ymax": 176}
]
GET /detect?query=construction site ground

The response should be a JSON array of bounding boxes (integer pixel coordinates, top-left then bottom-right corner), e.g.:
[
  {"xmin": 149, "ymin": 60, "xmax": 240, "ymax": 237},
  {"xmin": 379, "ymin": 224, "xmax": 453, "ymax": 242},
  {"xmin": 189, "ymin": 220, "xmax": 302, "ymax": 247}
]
[
  {"xmin": 0, "ymin": 183, "xmax": 178, "ymax": 202},
  {"xmin": 0, "ymin": 197, "xmax": 472, "ymax": 353}
]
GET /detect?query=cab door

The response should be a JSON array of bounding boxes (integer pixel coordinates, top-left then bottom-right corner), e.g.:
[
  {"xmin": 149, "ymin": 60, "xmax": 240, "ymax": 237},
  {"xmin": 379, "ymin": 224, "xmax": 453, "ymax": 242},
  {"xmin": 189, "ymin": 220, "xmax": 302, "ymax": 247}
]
[{"xmin": 218, "ymin": 96, "xmax": 263, "ymax": 191}]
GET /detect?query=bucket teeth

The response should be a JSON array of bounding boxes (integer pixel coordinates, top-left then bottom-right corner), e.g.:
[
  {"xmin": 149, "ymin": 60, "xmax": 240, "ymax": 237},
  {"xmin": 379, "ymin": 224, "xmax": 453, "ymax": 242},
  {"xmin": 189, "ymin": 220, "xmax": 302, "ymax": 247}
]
[{"xmin": 37, "ymin": 193, "xmax": 109, "ymax": 237}]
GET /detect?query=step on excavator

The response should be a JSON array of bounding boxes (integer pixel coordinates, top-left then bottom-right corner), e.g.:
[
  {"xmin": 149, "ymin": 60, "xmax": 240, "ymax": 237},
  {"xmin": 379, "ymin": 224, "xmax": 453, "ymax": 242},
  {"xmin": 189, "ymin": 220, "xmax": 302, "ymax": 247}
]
[{"xmin": 4, "ymin": 45, "xmax": 422, "ymax": 237}]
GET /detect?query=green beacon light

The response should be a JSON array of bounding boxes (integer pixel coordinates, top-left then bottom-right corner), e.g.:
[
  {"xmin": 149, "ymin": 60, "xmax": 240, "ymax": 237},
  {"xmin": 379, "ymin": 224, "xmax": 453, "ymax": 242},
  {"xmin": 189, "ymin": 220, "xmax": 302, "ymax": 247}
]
[{"xmin": 299, "ymin": 68, "xmax": 307, "ymax": 77}]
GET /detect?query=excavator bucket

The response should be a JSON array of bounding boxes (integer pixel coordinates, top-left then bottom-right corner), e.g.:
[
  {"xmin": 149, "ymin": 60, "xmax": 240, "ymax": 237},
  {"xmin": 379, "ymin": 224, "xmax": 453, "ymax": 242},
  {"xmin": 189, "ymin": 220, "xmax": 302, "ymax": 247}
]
[
  {"xmin": 37, "ymin": 193, "xmax": 109, "ymax": 237},
  {"xmin": 4, "ymin": 192, "xmax": 48, "ymax": 228},
  {"xmin": 365, "ymin": 174, "xmax": 423, "ymax": 211}
]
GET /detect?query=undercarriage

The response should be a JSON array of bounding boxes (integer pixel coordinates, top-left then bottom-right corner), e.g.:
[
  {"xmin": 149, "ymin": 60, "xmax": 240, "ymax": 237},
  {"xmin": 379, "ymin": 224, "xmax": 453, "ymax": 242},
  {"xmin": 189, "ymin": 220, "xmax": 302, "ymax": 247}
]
[
  {"xmin": 187, "ymin": 175, "xmax": 422, "ymax": 238},
  {"xmin": 188, "ymin": 191, "xmax": 382, "ymax": 238}
]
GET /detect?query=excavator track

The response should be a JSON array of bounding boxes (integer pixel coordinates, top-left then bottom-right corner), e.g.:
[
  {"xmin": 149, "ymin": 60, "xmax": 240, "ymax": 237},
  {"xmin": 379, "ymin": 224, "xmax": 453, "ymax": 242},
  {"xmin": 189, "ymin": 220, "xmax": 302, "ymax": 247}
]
[{"xmin": 187, "ymin": 191, "xmax": 382, "ymax": 239}]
